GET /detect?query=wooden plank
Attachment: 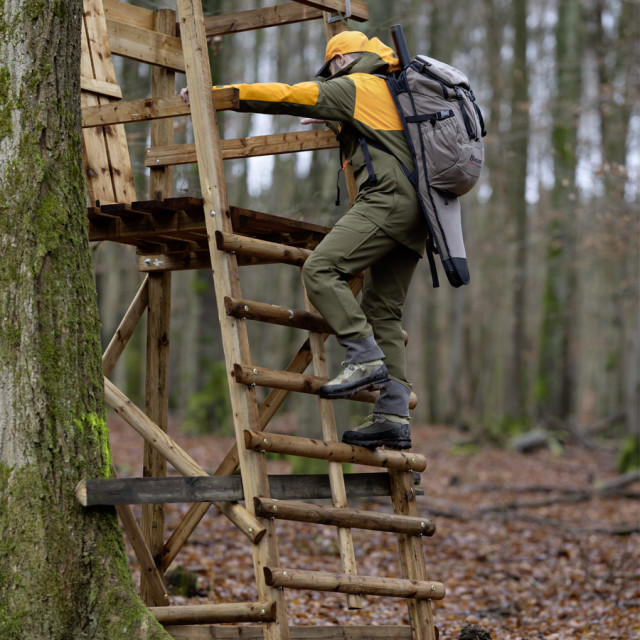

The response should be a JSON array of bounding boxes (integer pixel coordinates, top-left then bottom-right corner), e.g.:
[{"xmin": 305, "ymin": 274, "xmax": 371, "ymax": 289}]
[
  {"xmin": 82, "ymin": 0, "xmax": 136, "ymax": 204},
  {"xmin": 292, "ymin": 0, "xmax": 369, "ymax": 21},
  {"xmin": 75, "ymin": 472, "xmax": 418, "ymax": 505},
  {"xmin": 103, "ymin": 378, "xmax": 266, "ymax": 544},
  {"xmin": 80, "ymin": 76, "xmax": 123, "ymax": 99},
  {"xmin": 81, "ymin": 10, "xmax": 117, "ymax": 205},
  {"xmin": 103, "ymin": 0, "xmax": 155, "ymax": 31},
  {"xmin": 150, "ymin": 9, "xmax": 177, "ymax": 201},
  {"xmin": 264, "ymin": 567, "xmax": 446, "ymax": 600},
  {"xmin": 245, "ymin": 431, "xmax": 427, "ymax": 472},
  {"xmin": 203, "ymin": 4, "xmax": 323, "ymax": 36},
  {"xmin": 165, "ymin": 626, "xmax": 413, "ymax": 640},
  {"xmin": 175, "ymin": 0, "xmax": 290, "ymax": 636},
  {"xmin": 82, "ymin": 90, "xmax": 238, "ymax": 127},
  {"xmin": 150, "ymin": 602, "xmax": 275, "ymax": 625},
  {"xmin": 107, "ymin": 18, "xmax": 185, "ymax": 71},
  {"xmin": 140, "ymin": 271, "xmax": 171, "ymax": 604},
  {"xmin": 145, "ymin": 129, "xmax": 340, "ymax": 167}
]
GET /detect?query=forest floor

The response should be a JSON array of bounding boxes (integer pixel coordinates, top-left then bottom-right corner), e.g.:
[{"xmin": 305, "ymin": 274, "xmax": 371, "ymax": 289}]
[{"xmin": 108, "ymin": 415, "xmax": 640, "ymax": 640}]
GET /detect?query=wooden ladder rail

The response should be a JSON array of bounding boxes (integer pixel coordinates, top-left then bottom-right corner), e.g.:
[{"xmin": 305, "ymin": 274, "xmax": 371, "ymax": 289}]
[{"xmin": 174, "ymin": 1, "xmax": 290, "ymax": 638}]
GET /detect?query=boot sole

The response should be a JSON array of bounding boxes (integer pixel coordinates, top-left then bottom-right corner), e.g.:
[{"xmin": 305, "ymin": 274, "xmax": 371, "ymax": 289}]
[
  {"xmin": 342, "ymin": 438, "xmax": 412, "ymax": 451},
  {"xmin": 318, "ymin": 375, "xmax": 390, "ymax": 399}
]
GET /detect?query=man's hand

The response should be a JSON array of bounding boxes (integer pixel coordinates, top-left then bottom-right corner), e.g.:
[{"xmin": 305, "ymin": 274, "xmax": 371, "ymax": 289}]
[
  {"xmin": 180, "ymin": 87, "xmax": 190, "ymax": 105},
  {"xmin": 300, "ymin": 118, "xmax": 325, "ymax": 125}
]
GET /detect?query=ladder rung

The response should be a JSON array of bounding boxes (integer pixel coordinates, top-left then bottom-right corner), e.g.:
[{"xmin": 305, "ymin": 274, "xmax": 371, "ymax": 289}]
[
  {"xmin": 244, "ymin": 430, "xmax": 427, "ymax": 472},
  {"xmin": 264, "ymin": 567, "xmax": 445, "ymax": 600},
  {"xmin": 254, "ymin": 497, "xmax": 435, "ymax": 536},
  {"xmin": 225, "ymin": 296, "xmax": 332, "ymax": 333},
  {"xmin": 149, "ymin": 601, "xmax": 275, "ymax": 625},
  {"xmin": 217, "ymin": 232, "xmax": 311, "ymax": 266},
  {"xmin": 234, "ymin": 363, "xmax": 418, "ymax": 409}
]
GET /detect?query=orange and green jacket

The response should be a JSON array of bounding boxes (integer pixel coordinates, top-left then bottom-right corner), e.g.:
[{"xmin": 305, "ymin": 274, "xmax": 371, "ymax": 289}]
[{"xmin": 220, "ymin": 37, "xmax": 427, "ymax": 255}]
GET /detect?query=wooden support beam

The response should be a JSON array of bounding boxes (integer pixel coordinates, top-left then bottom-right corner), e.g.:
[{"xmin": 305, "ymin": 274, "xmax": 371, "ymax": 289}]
[
  {"xmin": 80, "ymin": 76, "xmax": 123, "ymax": 99},
  {"xmin": 75, "ymin": 472, "xmax": 421, "ymax": 506},
  {"xmin": 103, "ymin": 377, "xmax": 266, "ymax": 544},
  {"xmin": 390, "ymin": 470, "xmax": 438, "ymax": 640},
  {"xmin": 292, "ymin": 0, "xmax": 369, "ymax": 22},
  {"xmin": 164, "ymin": 626, "xmax": 414, "ymax": 639},
  {"xmin": 225, "ymin": 296, "xmax": 331, "ymax": 334},
  {"xmin": 264, "ymin": 567, "xmax": 446, "ymax": 600},
  {"xmin": 82, "ymin": 89, "xmax": 238, "ymax": 128},
  {"xmin": 106, "ymin": 18, "xmax": 185, "ymax": 70},
  {"xmin": 103, "ymin": 0, "xmax": 155, "ymax": 31},
  {"xmin": 150, "ymin": 601, "xmax": 275, "ymax": 625},
  {"xmin": 144, "ymin": 129, "xmax": 340, "ymax": 167},
  {"xmin": 102, "ymin": 276, "xmax": 148, "ymax": 377},
  {"xmin": 244, "ymin": 430, "xmax": 427, "ymax": 472},
  {"xmin": 254, "ymin": 498, "xmax": 435, "ymax": 536},
  {"xmin": 204, "ymin": 4, "xmax": 323, "ymax": 36}
]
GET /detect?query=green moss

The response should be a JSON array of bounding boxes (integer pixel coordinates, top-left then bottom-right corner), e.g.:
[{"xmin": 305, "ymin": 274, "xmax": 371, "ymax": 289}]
[{"xmin": 0, "ymin": 67, "xmax": 11, "ymax": 140}]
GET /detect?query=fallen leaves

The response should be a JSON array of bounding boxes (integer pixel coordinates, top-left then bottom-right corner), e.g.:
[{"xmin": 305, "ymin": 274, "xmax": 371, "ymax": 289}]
[{"xmin": 109, "ymin": 416, "xmax": 640, "ymax": 639}]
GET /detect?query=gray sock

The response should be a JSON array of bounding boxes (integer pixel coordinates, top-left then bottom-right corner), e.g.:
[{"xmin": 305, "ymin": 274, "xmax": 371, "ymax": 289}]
[
  {"xmin": 339, "ymin": 335, "xmax": 385, "ymax": 364},
  {"xmin": 374, "ymin": 379, "xmax": 411, "ymax": 417}
]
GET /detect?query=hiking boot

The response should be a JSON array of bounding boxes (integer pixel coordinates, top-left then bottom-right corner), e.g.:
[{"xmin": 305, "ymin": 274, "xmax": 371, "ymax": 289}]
[
  {"xmin": 318, "ymin": 360, "xmax": 389, "ymax": 399},
  {"xmin": 342, "ymin": 413, "xmax": 411, "ymax": 450}
]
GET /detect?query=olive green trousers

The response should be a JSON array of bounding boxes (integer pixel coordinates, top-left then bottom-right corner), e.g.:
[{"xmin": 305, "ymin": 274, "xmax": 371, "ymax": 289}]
[{"xmin": 302, "ymin": 210, "xmax": 420, "ymax": 390}]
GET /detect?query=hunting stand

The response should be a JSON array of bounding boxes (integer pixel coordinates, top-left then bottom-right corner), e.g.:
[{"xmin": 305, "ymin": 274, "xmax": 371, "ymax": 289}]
[{"xmin": 77, "ymin": 1, "xmax": 445, "ymax": 638}]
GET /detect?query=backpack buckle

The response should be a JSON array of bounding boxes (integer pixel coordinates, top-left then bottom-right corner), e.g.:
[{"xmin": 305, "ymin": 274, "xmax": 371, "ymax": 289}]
[{"xmin": 327, "ymin": 0, "xmax": 351, "ymax": 23}]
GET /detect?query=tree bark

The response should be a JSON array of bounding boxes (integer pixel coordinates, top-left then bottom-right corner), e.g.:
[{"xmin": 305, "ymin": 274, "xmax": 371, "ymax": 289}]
[
  {"xmin": 536, "ymin": 0, "xmax": 583, "ymax": 421},
  {"xmin": 0, "ymin": 2, "xmax": 169, "ymax": 638}
]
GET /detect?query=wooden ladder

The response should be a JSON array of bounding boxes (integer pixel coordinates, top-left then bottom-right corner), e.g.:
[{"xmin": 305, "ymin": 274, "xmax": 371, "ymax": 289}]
[{"xmin": 79, "ymin": 1, "xmax": 444, "ymax": 639}]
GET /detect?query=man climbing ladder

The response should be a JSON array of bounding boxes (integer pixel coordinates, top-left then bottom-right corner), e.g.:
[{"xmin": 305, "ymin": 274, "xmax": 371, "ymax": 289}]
[{"xmin": 182, "ymin": 31, "xmax": 427, "ymax": 450}]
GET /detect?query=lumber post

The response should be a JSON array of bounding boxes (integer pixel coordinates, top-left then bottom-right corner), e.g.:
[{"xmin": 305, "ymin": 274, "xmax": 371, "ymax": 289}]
[
  {"xmin": 174, "ymin": 0, "xmax": 290, "ymax": 637},
  {"xmin": 389, "ymin": 470, "xmax": 439, "ymax": 640},
  {"xmin": 141, "ymin": 269, "xmax": 171, "ymax": 604}
]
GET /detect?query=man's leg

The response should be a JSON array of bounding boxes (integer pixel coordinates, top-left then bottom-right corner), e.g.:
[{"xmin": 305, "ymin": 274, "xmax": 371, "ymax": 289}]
[
  {"xmin": 342, "ymin": 243, "xmax": 420, "ymax": 449},
  {"xmin": 302, "ymin": 213, "xmax": 398, "ymax": 397}
]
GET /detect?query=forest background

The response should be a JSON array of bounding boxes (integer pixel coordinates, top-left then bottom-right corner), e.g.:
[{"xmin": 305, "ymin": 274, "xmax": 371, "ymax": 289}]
[{"xmin": 94, "ymin": 0, "xmax": 639, "ymax": 461}]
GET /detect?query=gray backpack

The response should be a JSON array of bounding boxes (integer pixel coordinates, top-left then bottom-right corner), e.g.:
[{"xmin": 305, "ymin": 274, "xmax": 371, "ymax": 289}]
[{"xmin": 386, "ymin": 47, "xmax": 486, "ymax": 287}]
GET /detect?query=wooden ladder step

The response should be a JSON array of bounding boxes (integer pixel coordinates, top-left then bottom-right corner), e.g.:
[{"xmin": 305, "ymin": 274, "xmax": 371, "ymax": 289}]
[
  {"xmin": 253, "ymin": 497, "xmax": 435, "ymax": 536},
  {"xmin": 244, "ymin": 430, "xmax": 427, "ymax": 472},
  {"xmin": 225, "ymin": 296, "xmax": 331, "ymax": 333},
  {"xmin": 234, "ymin": 363, "xmax": 418, "ymax": 409},
  {"xmin": 216, "ymin": 231, "xmax": 312, "ymax": 266},
  {"xmin": 150, "ymin": 601, "xmax": 275, "ymax": 625},
  {"xmin": 264, "ymin": 567, "xmax": 446, "ymax": 600},
  {"xmin": 75, "ymin": 472, "xmax": 423, "ymax": 505}
]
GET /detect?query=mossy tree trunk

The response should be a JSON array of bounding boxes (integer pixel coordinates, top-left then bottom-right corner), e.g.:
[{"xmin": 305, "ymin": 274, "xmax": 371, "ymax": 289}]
[{"xmin": 0, "ymin": 2, "xmax": 169, "ymax": 639}]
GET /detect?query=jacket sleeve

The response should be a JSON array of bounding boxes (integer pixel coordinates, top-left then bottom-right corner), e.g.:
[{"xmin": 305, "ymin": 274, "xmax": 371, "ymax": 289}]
[{"xmin": 219, "ymin": 78, "xmax": 356, "ymax": 122}]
